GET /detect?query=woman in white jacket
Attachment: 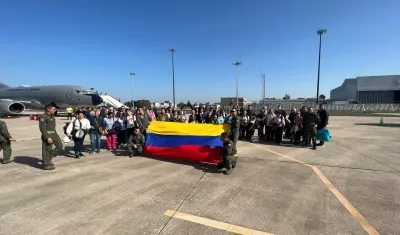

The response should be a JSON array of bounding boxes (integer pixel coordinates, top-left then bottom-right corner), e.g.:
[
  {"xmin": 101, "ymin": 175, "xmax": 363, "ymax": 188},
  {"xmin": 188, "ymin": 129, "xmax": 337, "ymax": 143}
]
[{"xmin": 66, "ymin": 110, "xmax": 91, "ymax": 158}]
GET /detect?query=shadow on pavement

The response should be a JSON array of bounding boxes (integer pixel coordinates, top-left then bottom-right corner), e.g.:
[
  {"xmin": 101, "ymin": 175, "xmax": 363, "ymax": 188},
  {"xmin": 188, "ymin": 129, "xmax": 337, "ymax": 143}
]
[
  {"xmin": 258, "ymin": 140, "xmax": 304, "ymax": 148},
  {"xmin": 141, "ymin": 155, "xmax": 222, "ymax": 174},
  {"xmin": 354, "ymin": 123, "xmax": 400, "ymax": 128},
  {"xmin": 13, "ymin": 156, "xmax": 43, "ymax": 169},
  {"xmin": 62, "ymin": 146, "xmax": 80, "ymax": 158}
]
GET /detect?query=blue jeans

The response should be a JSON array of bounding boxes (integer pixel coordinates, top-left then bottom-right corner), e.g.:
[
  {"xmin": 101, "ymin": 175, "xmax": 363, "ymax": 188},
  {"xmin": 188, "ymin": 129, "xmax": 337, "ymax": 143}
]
[
  {"xmin": 89, "ymin": 131, "xmax": 101, "ymax": 152},
  {"xmin": 258, "ymin": 124, "xmax": 264, "ymax": 137}
]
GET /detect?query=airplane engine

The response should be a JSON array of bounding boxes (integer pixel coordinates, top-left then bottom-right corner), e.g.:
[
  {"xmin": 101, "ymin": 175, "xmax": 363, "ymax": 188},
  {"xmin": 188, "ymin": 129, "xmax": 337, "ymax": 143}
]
[{"xmin": 0, "ymin": 100, "xmax": 26, "ymax": 115}]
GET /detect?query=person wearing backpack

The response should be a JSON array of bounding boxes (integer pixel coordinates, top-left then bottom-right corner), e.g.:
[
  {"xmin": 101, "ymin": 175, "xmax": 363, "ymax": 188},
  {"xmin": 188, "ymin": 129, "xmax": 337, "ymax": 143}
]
[{"xmin": 66, "ymin": 110, "xmax": 91, "ymax": 158}]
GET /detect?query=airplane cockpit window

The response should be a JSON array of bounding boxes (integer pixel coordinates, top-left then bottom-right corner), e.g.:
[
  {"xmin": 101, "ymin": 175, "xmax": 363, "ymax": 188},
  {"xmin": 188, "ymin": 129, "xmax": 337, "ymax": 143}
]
[
  {"xmin": 75, "ymin": 90, "xmax": 95, "ymax": 95},
  {"xmin": 84, "ymin": 90, "xmax": 95, "ymax": 95}
]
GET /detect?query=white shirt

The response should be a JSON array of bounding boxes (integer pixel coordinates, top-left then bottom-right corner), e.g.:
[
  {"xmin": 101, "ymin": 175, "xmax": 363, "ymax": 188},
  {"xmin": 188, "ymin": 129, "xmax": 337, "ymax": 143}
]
[
  {"xmin": 66, "ymin": 118, "xmax": 91, "ymax": 138},
  {"xmin": 266, "ymin": 114, "xmax": 276, "ymax": 126},
  {"xmin": 126, "ymin": 115, "xmax": 135, "ymax": 125}
]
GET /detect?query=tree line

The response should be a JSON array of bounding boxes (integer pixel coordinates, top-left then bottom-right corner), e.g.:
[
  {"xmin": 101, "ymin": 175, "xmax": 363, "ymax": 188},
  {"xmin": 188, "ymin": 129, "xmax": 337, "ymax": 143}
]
[{"xmin": 122, "ymin": 94, "xmax": 327, "ymax": 109}]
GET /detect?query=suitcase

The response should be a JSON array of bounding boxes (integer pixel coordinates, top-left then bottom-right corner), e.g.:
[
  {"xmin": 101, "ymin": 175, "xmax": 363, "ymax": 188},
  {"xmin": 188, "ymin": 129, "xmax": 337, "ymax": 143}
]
[{"xmin": 251, "ymin": 136, "xmax": 259, "ymax": 142}]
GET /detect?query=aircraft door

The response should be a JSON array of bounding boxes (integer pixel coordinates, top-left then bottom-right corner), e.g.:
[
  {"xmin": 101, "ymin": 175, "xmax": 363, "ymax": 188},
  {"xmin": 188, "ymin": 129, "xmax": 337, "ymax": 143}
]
[{"xmin": 66, "ymin": 88, "xmax": 73, "ymax": 100}]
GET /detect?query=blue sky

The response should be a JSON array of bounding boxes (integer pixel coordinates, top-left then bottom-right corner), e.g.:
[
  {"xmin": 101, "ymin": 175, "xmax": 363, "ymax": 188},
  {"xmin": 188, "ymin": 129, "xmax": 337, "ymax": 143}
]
[{"xmin": 1, "ymin": 0, "xmax": 399, "ymax": 103}]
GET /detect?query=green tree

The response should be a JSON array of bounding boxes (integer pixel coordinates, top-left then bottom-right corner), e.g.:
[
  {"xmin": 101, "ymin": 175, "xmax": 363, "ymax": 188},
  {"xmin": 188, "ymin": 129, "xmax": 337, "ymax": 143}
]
[
  {"xmin": 319, "ymin": 94, "xmax": 326, "ymax": 100},
  {"xmin": 134, "ymin": 100, "xmax": 152, "ymax": 108},
  {"xmin": 177, "ymin": 102, "xmax": 185, "ymax": 109},
  {"xmin": 283, "ymin": 94, "xmax": 290, "ymax": 99},
  {"xmin": 123, "ymin": 101, "xmax": 133, "ymax": 108},
  {"xmin": 186, "ymin": 100, "xmax": 193, "ymax": 109}
]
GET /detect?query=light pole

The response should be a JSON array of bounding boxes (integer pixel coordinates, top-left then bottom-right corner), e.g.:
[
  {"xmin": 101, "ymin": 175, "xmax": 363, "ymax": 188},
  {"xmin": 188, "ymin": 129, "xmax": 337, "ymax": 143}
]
[
  {"xmin": 232, "ymin": 61, "xmax": 242, "ymax": 107},
  {"xmin": 316, "ymin": 29, "xmax": 327, "ymax": 104},
  {"xmin": 169, "ymin": 48, "xmax": 176, "ymax": 107},
  {"xmin": 129, "ymin": 72, "xmax": 135, "ymax": 109}
]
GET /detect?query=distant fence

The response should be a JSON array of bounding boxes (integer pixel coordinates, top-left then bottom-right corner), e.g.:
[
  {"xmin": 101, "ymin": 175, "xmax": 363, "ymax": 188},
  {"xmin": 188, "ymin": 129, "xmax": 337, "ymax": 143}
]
[{"xmin": 251, "ymin": 103, "xmax": 400, "ymax": 112}]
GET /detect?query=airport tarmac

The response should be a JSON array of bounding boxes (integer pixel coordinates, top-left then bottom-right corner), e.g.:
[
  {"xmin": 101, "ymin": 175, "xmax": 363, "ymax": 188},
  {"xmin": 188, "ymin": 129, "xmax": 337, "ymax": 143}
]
[{"xmin": 0, "ymin": 116, "xmax": 399, "ymax": 235}]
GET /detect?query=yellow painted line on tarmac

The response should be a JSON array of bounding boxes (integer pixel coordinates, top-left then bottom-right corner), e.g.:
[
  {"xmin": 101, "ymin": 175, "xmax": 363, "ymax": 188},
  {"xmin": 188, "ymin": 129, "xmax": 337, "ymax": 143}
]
[
  {"xmin": 250, "ymin": 143, "xmax": 380, "ymax": 235},
  {"xmin": 164, "ymin": 209, "xmax": 275, "ymax": 235}
]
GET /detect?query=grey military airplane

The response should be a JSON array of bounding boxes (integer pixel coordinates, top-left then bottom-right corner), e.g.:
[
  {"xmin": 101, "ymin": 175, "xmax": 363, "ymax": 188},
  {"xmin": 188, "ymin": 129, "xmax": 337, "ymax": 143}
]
[{"xmin": 0, "ymin": 83, "xmax": 103, "ymax": 115}]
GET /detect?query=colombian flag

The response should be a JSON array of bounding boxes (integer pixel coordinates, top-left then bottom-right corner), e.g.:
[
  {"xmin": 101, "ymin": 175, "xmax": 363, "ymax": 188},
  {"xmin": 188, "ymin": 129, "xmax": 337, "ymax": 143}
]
[{"xmin": 144, "ymin": 121, "xmax": 230, "ymax": 164}]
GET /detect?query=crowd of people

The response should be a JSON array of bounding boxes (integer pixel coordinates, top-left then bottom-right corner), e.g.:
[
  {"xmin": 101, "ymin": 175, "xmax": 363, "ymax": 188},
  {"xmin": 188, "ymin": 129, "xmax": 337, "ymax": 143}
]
[
  {"xmin": 1, "ymin": 102, "xmax": 328, "ymax": 173},
  {"xmin": 62, "ymin": 103, "xmax": 328, "ymax": 160}
]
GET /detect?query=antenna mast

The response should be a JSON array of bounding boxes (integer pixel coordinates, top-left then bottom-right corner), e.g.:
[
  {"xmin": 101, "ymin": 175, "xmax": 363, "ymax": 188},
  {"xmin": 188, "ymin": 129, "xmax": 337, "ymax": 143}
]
[{"xmin": 261, "ymin": 72, "xmax": 266, "ymax": 104}]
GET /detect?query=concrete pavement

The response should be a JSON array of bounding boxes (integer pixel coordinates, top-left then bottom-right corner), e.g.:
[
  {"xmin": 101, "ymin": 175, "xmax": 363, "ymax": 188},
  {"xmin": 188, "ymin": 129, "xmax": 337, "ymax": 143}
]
[{"xmin": 0, "ymin": 116, "xmax": 399, "ymax": 235}]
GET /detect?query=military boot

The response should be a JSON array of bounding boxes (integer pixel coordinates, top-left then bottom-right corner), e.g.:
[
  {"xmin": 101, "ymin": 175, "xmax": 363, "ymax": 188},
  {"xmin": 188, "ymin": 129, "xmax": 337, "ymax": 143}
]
[
  {"xmin": 232, "ymin": 158, "xmax": 237, "ymax": 169},
  {"xmin": 43, "ymin": 165, "xmax": 56, "ymax": 170},
  {"xmin": 224, "ymin": 168, "xmax": 233, "ymax": 175},
  {"xmin": 2, "ymin": 159, "xmax": 12, "ymax": 164},
  {"xmin": 312, "ymin": 141, "xmax": 317, "ymax": 150}
]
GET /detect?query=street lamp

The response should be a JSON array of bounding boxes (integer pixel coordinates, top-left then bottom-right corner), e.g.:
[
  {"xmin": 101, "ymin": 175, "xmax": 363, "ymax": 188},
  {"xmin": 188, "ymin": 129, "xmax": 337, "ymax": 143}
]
[
  {"xmin": 232, "ymin": 61, "xmax": 242, "ymax": 107},
  {"xmin": 169, "ymin": 48, "xmax": 176, "ymax": 107},
  {"xmin": 129, "ymin": 72, "xmax": 135, "ymax": 109},
  {"xmin": 316, "ymin": 29, "xmax": 327, "ymax": 104}
]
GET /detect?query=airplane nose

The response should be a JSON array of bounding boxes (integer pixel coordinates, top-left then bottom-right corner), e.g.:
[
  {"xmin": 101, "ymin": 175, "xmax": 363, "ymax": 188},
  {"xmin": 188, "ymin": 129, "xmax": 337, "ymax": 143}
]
[{"xmin": 92, "ymin": 94, "xmax": 103, "ymax": 106}]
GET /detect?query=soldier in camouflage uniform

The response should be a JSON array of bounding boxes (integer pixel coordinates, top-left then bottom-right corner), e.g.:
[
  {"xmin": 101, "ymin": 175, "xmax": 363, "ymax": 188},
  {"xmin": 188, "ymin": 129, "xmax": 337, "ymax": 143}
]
[
  {"xmin": 157, "ymin": 108, "xmax": 169, "ymax": 122},
  {"xmin": 229, "ymin": 109, "xmax": 240, "ymax": 157},
  {"xmin": 127, "ymin": 127, "xmax": 145, "ymax": 158},
  {"xmin": 136, "ymin": 108, "xmax": 149, "ymax": 135},
  {"xmin": 302, "ymin": 107, "xmax": 320, "ymax": 150},
  {"xmin": 218, "ymin": 132, "xmax": 237, "ymax": 175},
  {"xmin": 39, "ymin": 104, "xmax": 63, "ymax": 170},
  {"xmin": 0, "ymin": 120, "xmax": 16, "ymax": 164}
]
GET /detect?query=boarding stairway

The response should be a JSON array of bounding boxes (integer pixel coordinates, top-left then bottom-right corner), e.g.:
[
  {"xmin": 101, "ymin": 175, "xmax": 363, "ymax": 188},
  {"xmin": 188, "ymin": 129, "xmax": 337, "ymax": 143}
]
[{"xmin": 100, "ymin": 95, "xmax": 124, "ymax": 108}]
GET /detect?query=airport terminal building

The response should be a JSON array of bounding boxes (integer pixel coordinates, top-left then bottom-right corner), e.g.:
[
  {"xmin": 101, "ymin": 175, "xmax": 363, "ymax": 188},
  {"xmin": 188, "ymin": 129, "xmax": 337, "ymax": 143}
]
[{"xmin": 330, "ymin": 75, "xmax": 400, "ymax": 103}]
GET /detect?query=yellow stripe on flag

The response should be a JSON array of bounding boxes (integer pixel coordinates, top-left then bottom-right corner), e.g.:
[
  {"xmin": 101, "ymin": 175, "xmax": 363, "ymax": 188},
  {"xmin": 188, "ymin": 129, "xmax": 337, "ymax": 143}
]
[{"xmin": 147, "ymin": 121, "xmax": 230, "ymax": 137}]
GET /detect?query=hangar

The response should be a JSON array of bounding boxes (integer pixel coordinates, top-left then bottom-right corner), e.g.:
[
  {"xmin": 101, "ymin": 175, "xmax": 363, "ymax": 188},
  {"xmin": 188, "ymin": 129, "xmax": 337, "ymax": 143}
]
[{"xmin": 330, "ymin": 75, "xmax": 400, "ymax": 103}]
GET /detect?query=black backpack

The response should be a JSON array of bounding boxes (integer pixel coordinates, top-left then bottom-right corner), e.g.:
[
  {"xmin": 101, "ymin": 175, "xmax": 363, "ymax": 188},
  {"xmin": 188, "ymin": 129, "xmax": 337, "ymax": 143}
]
[
  {"xmin": 63, "ymin": 119, "xmax": 80, "ymax": 135},
  {"xmin": 63, "ymin": 122, "xmax": 69, "ymax": 135}
]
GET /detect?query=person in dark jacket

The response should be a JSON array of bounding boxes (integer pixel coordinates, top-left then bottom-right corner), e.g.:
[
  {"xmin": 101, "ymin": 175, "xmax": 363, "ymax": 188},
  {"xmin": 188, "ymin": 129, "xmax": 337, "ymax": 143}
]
[
  {"xmin": 88, "ymin": 110, "xmax": 104, "ymax": 154},
  {"xmin": 287, "ymin": 108, "xmax": 297, "ymax": 139},
  {"xmin": 100, "ymin": 106, "xmax": 107, "ymax": 118},
  {"xmin": 256, "ymin": 109, "xmax": 266, "ymax": 140},
  {"xmin": 229, "ymin": 109, "xmax": 240, "ymax": 156},
  {"xmin": 277, "ymin": 105, "xmax": 287, "ymax": 118},
  {"xmin": 316, "ymin": 104, "xmax": 329, "ymax": 146},
  {"xmin": 303, "ymin": 107, "xmax": 320, "ymax": 150}
]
